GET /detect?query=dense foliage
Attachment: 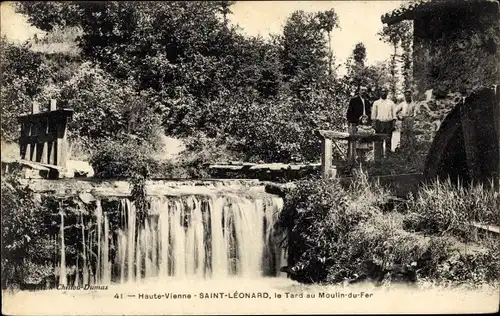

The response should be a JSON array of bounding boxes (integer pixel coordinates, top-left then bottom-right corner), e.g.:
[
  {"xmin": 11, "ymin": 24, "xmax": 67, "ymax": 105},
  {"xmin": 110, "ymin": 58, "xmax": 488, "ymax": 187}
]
[
  {"xmin": 278, "ymin": 172, "xmax": 389, "ymax": 283},
  {"xmin": 1, "ymin": 171, "xmax": 54, "ymax": 287},
  {"xmin": 278, "ymin": 173, "xmax": 499, "ymax": 285},
  {"xmin": 0, "ymin": 37, "xmax": 51, "ymax": 140},
  {"xmin": 7, "ymin": 1, "xmax": 357, "ymax": 165},
  {"xmin": 378, "ymin": 20, "xmax": 413, "ymax": 97}
]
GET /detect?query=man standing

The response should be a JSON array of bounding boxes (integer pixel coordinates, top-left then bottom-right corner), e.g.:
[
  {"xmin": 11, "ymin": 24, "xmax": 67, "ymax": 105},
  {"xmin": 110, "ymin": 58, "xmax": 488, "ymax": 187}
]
[
  {"xmin": 391, "ymin": 90, "xmax": 415, "ymax": 151},
  {"xmin": 371, "ymin": 87, "xmax": 396, "ymax": 150},
  {"xmin": 346, "ymin": 86, "xmax": 371, "ymax": 131},
  {"xmin": 395, "ymin": 90, "xmax": 416, "ymax": 120}
]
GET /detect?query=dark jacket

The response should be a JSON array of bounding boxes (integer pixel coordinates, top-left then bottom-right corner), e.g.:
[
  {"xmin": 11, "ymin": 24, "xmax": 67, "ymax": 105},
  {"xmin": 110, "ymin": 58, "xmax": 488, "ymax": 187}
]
[{"xmin": 346, "ymin": 96, "xmax": 372, "ymax": 124}]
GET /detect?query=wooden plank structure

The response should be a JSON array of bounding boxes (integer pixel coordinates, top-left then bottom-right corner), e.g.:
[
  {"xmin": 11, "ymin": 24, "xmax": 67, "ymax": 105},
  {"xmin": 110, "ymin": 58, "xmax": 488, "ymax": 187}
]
[
  {"xmin": 423, "ymin": 85, "xmax": 500, "ymax": 186},
  {"xmin": 316, "ymin": 130, "xmax": 391, "ymax": 178},
  {"xmin": 17, "ymin": 100, "xmax": 73, "ymax": 168}
]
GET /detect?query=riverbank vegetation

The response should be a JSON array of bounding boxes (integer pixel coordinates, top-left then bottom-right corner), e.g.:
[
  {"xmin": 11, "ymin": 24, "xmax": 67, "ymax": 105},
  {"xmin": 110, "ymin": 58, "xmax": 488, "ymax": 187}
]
[
  {"xmin": 278, "ymin": 172, "xmax": 499, "ymax": 286},
  {"xmin": 1, "ymin": 171, "xmax": 53, "ymax": 289}
]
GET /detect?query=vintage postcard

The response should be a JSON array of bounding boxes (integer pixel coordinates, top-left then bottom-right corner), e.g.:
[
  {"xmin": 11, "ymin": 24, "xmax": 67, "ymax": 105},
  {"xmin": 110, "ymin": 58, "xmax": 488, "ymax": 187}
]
[{"xmin": 1, "ymin": 0, "xmax": 499, "ymax": 315}]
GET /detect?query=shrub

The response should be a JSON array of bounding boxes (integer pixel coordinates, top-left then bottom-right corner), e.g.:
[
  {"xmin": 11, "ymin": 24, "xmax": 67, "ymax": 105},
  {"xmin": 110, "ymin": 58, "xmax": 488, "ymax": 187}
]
[
  {"xmin": 279, "ymin": 175, "xmax": 499, "ymax": 286},
  {"xmin": 176, "ymin": 134, "xmax": 245, "ymax": 178},
  {"xmin": 90, "ymin": 138, "xmax": 171, "ymax": 179},
  {"xmin": 1, "ymin": 171, "xmax": 53, "ymax": 288},
  {"xmin": 361, "ymin": 119, "xmax": 431, "ymax": 176},
  {"xmin": 278, "ymin": 173, "xmax": 387, "ymax": 284},
  {"xmin": 278, "ymin": 177, "xmax": 350, "ymax": 283},
  {"xmin": 427, "ymin": 237, "xmax": 500, "ymax": 285}
]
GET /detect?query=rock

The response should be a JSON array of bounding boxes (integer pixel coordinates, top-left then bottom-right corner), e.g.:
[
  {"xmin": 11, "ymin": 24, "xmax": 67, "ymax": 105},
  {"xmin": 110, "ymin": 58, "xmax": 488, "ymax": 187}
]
[{"xmin": 264, "ymin": 182, "xmax": 296, "ymax": 197}]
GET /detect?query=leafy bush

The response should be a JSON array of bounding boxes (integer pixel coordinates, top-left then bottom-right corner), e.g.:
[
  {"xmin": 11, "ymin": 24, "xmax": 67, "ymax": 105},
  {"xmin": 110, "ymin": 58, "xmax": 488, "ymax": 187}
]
[
  {"xmin": 91, "ymin": 138, "xmax": 167, "ymax": 179},
  {"xmin": 361, "ymin": 119, "xmax": 432, "ymax": 175},
  {"xmin": 434, "ymin": 243, "xmax": 499, "ymax": 285},
  {"xmin": 1, "ymin": 171, "xmax": 53, "ymax": 288},
  {"xmin": 0, "ymin": 37, "xmax": 51, "ymax": 140},
  {"xmin": 278, "ymin": 177, "xmax": 350, "ymax": 283},
  {"xmin": 278, "ymin": 173, "xmax": 388, "ymax": 283},
  {"xmin": 279, "ymin": 175, "xmax": 499, "ymax": 286},
  {"xmin": 176, "ymin": 133, "xmax": 245, "ymax": 178}
]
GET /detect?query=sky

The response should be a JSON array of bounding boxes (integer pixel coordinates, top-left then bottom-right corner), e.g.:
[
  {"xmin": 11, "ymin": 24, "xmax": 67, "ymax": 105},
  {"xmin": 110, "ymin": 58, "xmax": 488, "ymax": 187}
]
[
  {"xmin": 230, "ymin": 1, "xmax": 404, "ymax": 74},
  {"xmin": 1, "ymin": 1, "xmax": 404, "ymax": 75}
]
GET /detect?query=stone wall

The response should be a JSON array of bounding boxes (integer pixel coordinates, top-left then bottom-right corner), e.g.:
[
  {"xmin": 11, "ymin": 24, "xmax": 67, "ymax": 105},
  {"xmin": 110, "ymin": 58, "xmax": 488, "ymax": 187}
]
[{"xmin": 412, "ymin": 2, "xmax": 500, "ymax": 96}]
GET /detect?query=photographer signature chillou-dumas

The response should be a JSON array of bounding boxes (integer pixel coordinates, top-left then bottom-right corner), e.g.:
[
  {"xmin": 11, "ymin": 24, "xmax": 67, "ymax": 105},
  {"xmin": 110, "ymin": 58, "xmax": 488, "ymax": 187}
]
[{"xmin": 22, "ymin": 284, "xmax": 110, "ymax": 291}]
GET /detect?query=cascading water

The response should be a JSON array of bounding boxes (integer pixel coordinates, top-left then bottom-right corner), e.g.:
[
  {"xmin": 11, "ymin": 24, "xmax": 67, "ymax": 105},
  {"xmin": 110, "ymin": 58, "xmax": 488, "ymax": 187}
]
[{"xmin": 56, "ymin": 191, "xmax": 286, "ymax": 286}]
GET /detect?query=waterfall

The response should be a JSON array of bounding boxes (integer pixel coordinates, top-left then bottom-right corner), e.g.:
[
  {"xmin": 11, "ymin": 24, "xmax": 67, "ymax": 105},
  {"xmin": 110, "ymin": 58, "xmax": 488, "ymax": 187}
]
[
  {"xmin": 102, "ymin": 211, "xmax": 110, "ymax": 284},
  {"xmin": 58, "ymin": 207, "xmax": 67, "ymax": 286},
  {"xmin": 58, "ymin": 192, "xmax": 286, "ymax": 285}
]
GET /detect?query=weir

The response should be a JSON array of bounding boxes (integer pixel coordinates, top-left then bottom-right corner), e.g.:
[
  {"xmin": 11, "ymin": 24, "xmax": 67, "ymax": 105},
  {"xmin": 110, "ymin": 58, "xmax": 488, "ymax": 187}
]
[{"xmin": 49, "ymin": 184, "xmax": 287, "ymax": 286}]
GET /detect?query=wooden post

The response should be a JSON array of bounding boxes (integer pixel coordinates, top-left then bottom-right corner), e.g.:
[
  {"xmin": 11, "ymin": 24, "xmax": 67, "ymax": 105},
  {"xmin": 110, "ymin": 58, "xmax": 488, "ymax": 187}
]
[
  {"xmin": 48, "ymin": 120, "xmax": 57, "ymax": 165},
  {"xmin": 30, "ymin": 101, "xmax": 39, "ymax": 162},
  {"xmin": 321, "ymin": 137, "xmax": 333, "ymax": 178},
  {"xmin": 22, "ymin": 102, "xmax": 39, "ymax": 160},
  {"xmin": 32, "ymin": 101, "xmax": 39, "ymax": 114},
  {"xmin": 50, "ymin": 99, "xmax": 57, "ymax": 111},
  {"xmin": 374, "ymin": 139, "xmax": 383, "ymax": 161},
  {"xmin": 56, "ymin": 117, "xmax": 69, "ymax": 168},
  {"xmin": 39, "ymin": 117, "xmax": 49, "ymax": 164},
  {"xmin": 347, "ymin": 139, "xmax": 357, "ymax": 162},
  {"xmin": 48, "ymin": 100, "xmax": 57, "ymax": 164}
]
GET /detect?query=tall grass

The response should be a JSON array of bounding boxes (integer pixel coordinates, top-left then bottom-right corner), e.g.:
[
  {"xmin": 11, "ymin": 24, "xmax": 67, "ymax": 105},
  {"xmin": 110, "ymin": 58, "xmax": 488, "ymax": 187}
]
[
  {"xmin": 279, "ymin": 174, "xmax": 499, "ymax": 286},
  {"xmin": 404, "ymin": 178, "xmax": 500, "ymax": 236}
]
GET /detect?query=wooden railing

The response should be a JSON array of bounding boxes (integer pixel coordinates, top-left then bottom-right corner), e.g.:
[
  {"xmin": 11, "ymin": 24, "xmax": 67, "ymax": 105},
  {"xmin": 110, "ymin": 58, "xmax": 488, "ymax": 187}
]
[
  {"xmin": 18, "ymin": 100, "xmax": 73, "ymax": 168},
  {"xmin": 316, "ymin": 130, "xmax": 390, "ymax": 178}
]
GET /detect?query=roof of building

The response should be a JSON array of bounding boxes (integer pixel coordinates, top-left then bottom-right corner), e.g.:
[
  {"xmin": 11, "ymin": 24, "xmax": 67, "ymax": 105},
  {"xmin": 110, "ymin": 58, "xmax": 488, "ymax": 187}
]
[{"xmin": 381, "ymin": 0, "xmax": 499, "ymax": 25}]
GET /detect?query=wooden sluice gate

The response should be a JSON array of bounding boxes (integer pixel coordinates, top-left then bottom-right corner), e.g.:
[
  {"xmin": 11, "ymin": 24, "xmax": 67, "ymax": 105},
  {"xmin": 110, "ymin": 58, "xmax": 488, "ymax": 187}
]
[
  {"xmin": 1, "ymin": 99, "xmax": 78, "ymax": 179},
  {"xmin": 18, "ymin": 100, "xmax": 73, "ymax": 168}
]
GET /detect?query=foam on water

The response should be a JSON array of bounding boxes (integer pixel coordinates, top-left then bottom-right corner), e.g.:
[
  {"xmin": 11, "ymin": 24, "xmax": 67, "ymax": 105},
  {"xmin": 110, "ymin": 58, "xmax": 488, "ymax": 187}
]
[{"xmin": 56, "ymin": 191, "xmax": 287, "ymax": 286}]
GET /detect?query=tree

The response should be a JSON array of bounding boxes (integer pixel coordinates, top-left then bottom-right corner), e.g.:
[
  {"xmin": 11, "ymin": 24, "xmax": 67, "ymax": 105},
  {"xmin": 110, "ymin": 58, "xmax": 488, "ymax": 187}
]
[
  {"xmin": 0, "ymin": 37, "xmax": 51, "ymax": 141},
  {"xmin": 43, "ymin": 62, "xmax": 162, "ymax": 148},
  {"xmin": 14, "ymin": 2, "xmax": 352, "ymax": 164},
  {"xmin": 15, "ymin": 1, "xmax": 83, "ymax": 32},
  {"xmin": 378, "ymin": 21, "xmax": 413, "ymax": 99},
  {"xmin": 345, "ymin": 43, "xmax": 392, "ymax": 96},
  {"xmin": 215, "ymin": 1, "xmax": 236, "ymax": 27},
  {"xmin": 352, "ymin": 42, "xmax": 366, "ymax": 66},
  {"xmin": 281, "ymin": 10, "xmax": 329, "ymax": 97},
  {"xmin": 316, "ymin": 9, "xmax": 339, "ymax": 76}
]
